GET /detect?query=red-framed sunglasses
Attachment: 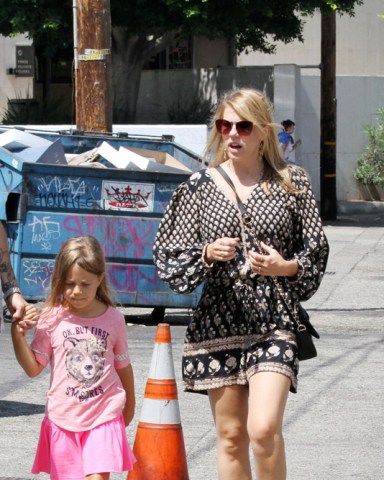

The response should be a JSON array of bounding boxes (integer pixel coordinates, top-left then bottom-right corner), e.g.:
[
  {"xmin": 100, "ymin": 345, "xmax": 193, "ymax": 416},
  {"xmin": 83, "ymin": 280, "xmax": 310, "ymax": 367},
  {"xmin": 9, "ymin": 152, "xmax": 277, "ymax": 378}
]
[{"xmin": 215, "ymin": 119, "xmax": 254, "ymax": 137}]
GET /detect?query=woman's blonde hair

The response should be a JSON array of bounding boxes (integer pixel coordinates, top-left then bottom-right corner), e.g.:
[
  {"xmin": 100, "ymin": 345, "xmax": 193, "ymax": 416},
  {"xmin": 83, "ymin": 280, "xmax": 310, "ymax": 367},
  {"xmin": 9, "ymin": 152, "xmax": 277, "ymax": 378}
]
[
  {"xmin": 205, "ymin": 88, "xmax": 301, "ymax": 192},
  {"xmin": 44, "ymin": 235, "xmax": 114, "ymax": 310}
]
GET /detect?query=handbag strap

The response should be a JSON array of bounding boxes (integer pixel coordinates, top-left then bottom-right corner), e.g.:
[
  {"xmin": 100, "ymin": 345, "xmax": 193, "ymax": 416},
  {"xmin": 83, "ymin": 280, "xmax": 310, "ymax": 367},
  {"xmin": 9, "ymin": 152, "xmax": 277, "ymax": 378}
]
[
  {"xmin": 216, "ymin": 165, "xmax": 252, "ymax": 224},
  {"xmin": 215, "ymin": 165, "xmax": 305, "ymax": 330}
]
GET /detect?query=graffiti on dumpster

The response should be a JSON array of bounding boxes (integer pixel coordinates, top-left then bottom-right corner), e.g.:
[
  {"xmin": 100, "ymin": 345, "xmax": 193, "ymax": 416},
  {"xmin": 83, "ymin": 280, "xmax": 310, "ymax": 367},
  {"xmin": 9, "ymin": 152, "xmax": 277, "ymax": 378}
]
[
  {"xmin": 21, "ymin": 259, "xmax": 161, "ymax": 304},
  {"xmin": 62, "ymin": 215, "xmax": 156, "ymax": 258},
  {"xmin": 28, "ymin": 215, "xmax": 61, "ymax": 252},
  {"xmin": 36, "ymin": 176, "xmax": 88, "ymax": 195},
  {"xmin": 22, "ymin": 259, "xmax": 55, "ymax": 289},
  {"xmin": 102, "ymin": 181, "xmax": 155, "ymax": 212},
  {"xmin": 32, "ymin": 176, "xmax": 102, "ymax": 209},
  {"xmin": 24, "ymin": 212, "xmax": 158, "ymax": 258}
]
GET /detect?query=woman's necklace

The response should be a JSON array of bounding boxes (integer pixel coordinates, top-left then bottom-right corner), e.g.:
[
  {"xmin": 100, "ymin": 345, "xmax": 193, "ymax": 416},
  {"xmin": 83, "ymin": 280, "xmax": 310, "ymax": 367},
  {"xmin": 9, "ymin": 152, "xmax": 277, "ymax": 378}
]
[
  {"xmin": 227, "ymin": 160, "xmax": 264, "ymax": 187},
  {"xmin": 225, "ymin": 162, "xmax": 262, "ymax": 277},
  {"xmin": 239, "ymin": 217, "xmax": 252, "ymax": 278}
]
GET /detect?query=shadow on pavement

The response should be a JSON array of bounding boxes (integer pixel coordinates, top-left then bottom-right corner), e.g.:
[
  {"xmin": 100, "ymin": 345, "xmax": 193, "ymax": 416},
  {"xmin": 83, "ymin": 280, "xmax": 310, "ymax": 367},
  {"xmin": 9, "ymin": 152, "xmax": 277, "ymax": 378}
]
[{"xmin": 0, "ymin": 400, "xmax": 45, "ymax": 418}]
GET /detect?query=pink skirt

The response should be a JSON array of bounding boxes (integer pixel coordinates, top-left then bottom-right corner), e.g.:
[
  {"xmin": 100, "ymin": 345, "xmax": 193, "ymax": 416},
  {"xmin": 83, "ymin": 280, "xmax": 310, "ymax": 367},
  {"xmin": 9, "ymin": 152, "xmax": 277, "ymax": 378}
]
[{"xmin": 32, "ymin": 415, "xmax": 136, "ymax": 480}]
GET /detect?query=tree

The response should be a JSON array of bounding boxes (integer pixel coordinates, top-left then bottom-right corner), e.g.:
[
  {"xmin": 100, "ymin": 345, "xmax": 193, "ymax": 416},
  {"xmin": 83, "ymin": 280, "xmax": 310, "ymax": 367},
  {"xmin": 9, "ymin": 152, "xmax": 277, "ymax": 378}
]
[{"xmin": 0, "ymin": 0, "xmax": 363, "ymax": 122}]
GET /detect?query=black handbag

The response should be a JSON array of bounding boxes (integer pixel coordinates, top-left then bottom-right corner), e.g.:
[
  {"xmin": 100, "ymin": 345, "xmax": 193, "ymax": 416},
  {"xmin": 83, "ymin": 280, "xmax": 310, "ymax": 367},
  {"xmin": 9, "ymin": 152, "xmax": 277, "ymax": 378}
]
[
  {"xmin": 265, "ymin": 252, "xmax": 320, "ymax": 361},
  {"xmin": 291, "ymin": 304, "xmax": 319, "ymax": 361},
  {"xmin": 216, "ymin": 165, "xmax": 320, "ymax": 361},
  {"xmin": 271, "ymin": 276, "xmax": 319, "ymax": 360}
]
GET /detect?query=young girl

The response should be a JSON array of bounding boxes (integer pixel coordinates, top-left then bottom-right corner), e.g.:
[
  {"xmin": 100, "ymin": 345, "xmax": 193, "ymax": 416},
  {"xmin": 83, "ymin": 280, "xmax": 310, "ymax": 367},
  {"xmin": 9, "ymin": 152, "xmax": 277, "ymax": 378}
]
[{"xmin": 12, "ymin": 235, "xmax": 136, "ymax": 480}]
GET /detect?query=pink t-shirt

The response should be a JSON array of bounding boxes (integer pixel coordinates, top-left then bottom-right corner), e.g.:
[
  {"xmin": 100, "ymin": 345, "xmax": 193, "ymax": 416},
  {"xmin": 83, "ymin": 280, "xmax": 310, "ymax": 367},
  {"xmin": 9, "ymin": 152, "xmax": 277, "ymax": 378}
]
[{"xmin": 31, "ymin": 305, "xmax": 131, "ymax": 432}]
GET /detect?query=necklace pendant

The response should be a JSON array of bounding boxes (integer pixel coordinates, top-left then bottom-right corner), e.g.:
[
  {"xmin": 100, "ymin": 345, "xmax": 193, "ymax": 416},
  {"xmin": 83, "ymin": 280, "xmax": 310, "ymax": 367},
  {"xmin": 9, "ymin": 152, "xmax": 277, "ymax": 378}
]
[{"xmin": 242, "ymin": 211, "xmax": 252, "ymax": 225}]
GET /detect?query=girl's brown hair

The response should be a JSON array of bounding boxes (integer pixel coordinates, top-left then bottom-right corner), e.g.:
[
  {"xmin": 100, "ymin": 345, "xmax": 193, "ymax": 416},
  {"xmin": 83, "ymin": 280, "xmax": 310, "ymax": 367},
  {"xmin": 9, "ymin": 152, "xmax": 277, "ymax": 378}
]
[
  {"xmin": 44, "ymin": 235, "xmax": 114, "ymax": 310},
  {"xmin": 205, "ymin": 88, "xmax": 303, "ymax": 192}
]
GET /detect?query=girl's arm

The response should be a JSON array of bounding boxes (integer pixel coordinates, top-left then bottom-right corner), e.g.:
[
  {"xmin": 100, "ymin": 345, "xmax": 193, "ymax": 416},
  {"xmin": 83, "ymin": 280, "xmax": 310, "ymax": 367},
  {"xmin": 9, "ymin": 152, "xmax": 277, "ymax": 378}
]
[
  {"xmin": 11, "ymin": 306, "xmax": 44, "ymax": 378},
  {"xmin": 117, "ymin": 364, "xmax": 135, "ymax": 426}
]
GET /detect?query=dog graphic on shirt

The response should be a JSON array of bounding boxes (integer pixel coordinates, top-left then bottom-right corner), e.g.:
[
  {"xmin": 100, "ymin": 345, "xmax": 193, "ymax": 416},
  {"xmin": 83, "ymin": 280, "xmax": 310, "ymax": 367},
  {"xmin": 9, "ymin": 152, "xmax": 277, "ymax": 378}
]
[{"xmin": 64, "ymin": 337, "xmax": 106, "ymax": 387}]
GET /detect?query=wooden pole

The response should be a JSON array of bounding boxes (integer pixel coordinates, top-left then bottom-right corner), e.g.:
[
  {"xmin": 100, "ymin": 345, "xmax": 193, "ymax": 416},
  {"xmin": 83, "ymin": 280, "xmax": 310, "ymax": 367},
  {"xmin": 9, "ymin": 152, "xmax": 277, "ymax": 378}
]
[
  {"xmin": 75, "ymin": 0, "xmax": 112, "ymax": 132},
  {"xmin": 320, "ymin": 9, "xmax": 337, "ymax": 220}
]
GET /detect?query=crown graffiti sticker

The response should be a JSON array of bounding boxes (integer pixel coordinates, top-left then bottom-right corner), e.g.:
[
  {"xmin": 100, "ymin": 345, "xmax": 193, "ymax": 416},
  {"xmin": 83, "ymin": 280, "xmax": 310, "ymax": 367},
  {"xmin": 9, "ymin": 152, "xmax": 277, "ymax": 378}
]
[{"xmin": 102, "ymin": 181, "xmax": 155, "ymax": 212}]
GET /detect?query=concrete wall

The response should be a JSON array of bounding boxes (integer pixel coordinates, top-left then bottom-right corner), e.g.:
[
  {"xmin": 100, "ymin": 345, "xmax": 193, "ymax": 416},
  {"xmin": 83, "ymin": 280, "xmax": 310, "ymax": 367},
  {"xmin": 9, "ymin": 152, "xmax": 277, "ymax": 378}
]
[
  {"xmin": 137, "ymin": 66, "xmax": 273, "ymax": 124},
  {"xmin": 335, "ymin": 76, "xmax": 384, "ymax": 201},
  {"xmin": 237, "ymin": 0, "xmax": 384, "ymax": 77},
  {"xmin": 279, "ymin": 71, "xmax": 384, "ymax": 202}
]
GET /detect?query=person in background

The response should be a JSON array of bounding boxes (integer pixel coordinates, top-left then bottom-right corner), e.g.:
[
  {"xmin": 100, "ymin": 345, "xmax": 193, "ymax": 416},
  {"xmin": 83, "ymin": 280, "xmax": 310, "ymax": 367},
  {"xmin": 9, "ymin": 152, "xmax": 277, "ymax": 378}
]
[
  {"xmin": 153, "ymin": 88, "xmax": 328, "ymax": 480},
  {"xmin": 12, "ymin": 235, "xmax": 136, "ymax": 480},
  {"xmin": 278, "ymin": 119, "xmax": 302, "ymax": 164},
  {"xmin": 1, "ymin": 222, "xmax": 38, "ymax": 332}
]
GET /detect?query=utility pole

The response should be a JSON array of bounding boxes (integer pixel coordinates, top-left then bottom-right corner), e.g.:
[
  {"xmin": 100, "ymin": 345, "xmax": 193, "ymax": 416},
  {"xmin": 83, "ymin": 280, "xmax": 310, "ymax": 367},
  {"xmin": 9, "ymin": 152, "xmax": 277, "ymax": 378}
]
[
  {"xmin": 320, "ymin": 9, "xmax": 337, "ymax": 220},
  {"xmin": 74, "ymin": 0, "xmax": 112, "ymax": 132}
]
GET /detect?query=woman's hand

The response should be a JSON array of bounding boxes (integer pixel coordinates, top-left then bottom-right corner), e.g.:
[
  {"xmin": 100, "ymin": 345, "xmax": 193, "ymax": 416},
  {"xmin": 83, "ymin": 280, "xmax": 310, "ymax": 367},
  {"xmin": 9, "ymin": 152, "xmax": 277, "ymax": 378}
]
[
  {"xmin": 248, "ymin": 241, "xmax": 298, "ymax": 277},
  {"xmin": 204, "ymin": 237, "xmax": 240, "ymax": 264}
]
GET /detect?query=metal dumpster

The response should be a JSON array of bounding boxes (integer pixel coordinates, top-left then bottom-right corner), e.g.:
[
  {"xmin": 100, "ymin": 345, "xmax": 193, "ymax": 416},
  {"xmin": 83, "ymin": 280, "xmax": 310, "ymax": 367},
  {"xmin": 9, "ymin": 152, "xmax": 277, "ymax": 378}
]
[{"xmin": 0, "ymin": 127, "xmax": 203, "ymax": 311}]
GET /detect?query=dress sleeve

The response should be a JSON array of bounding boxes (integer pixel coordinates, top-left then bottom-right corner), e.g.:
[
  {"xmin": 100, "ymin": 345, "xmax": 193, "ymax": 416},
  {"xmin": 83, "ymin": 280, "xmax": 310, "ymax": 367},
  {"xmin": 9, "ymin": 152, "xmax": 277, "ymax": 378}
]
[
  {"xmin": 153, "ymin": 174, "xmax": 210, "ymax": 294},
  {"xmin": 287, "ymin": 168, "xmax": 329, "ymax": 301}
]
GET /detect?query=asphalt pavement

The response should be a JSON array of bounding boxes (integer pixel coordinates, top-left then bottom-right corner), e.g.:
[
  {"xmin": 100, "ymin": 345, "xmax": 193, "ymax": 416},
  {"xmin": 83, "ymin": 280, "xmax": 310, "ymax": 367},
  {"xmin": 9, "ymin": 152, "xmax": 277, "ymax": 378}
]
[{"xmin": 1, "ymin": 211, "xmax": 384, "ymax": 480}]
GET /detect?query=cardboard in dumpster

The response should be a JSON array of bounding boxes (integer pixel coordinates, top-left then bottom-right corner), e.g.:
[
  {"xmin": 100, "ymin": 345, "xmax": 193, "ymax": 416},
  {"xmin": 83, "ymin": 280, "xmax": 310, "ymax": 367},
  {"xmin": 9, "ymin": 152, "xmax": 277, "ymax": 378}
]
[
  {"xmin": 65, "ymin": 147, "xmax": 106, "ymax": 168},
  {"xmin": 15, "ymin": 139, "xmax": 67, "ymax": 165},
  {"xmin": 67, "ymin": 141, "xmax": 191, "ymax": 173},
  {"xmin": 119, "ymin": 146, "xmax": 152, "ymax": 170},
  {"xmin": 127, "ymin": 146, "xmax": 191, "ymax": 172},
  {"xmin": 0, "ymin": 128, "xmax": 51, "ymax": 151},
  {"xmin": 0, "ymin": 128, "xmax": 67, "ymax": 164}
]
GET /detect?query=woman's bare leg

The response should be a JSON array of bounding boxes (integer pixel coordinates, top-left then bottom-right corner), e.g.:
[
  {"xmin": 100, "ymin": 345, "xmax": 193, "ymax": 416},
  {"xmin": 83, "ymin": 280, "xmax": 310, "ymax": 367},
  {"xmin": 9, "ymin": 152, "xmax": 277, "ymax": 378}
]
[
  {"xmin": 208, "ymin": 385, "xmax": 252, "ymax": 480},
  {"xmin": 248, "ymin": 372, "xmax": 291, "ymax": 480}
]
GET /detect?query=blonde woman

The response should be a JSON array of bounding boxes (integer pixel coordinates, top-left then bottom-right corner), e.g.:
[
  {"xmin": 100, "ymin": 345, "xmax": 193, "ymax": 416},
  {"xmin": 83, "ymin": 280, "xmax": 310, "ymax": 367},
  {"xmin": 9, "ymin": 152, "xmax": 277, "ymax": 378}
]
[{"xmin": 154, "ymin": 88, "xmax": 329, "ymax": 480}]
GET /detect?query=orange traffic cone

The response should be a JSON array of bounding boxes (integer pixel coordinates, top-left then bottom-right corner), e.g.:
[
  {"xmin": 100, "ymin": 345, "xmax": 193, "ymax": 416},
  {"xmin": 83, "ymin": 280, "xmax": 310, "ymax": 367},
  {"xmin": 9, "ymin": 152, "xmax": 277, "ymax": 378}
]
[{"xmin": 128, "ymin": 323, "xmax": 189, "ymax": 480}]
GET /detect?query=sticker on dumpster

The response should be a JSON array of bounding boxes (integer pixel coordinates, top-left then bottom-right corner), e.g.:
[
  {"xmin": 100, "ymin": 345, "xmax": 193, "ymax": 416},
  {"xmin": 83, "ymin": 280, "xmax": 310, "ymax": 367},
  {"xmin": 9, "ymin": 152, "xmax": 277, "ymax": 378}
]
[{"xmin": 102, "ymin": 181, "xmax": 155, "ymax": 212}]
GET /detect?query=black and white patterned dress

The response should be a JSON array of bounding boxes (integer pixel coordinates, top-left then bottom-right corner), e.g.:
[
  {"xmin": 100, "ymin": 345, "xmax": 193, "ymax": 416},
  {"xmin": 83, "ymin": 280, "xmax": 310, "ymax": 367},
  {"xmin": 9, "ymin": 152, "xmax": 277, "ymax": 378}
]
[{"xmin": 153, "ymin": 167, "xmax": 329, "ymax": 394}]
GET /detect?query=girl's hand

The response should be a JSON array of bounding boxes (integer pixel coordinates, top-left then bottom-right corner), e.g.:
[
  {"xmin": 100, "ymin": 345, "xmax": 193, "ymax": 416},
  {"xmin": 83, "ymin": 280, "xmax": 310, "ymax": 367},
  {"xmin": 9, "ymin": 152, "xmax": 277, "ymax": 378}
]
[
  {"xmin": 123, "ymin": 401, "xmax": 135, "ymax": 427},
  {"xmin": 205, "ymin": 237, "xmax": 240, "ymax": 264},
  {"xmin": 16, "ymin": 303, "xmax": 39, "ymax": 334},
  {"xmin": 117, "ymin": 364, "xmax": 135, "ymax": 426},
  {"xmin": 248, "ymin": 241, "xmax": 298, "ymax": 277}
]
